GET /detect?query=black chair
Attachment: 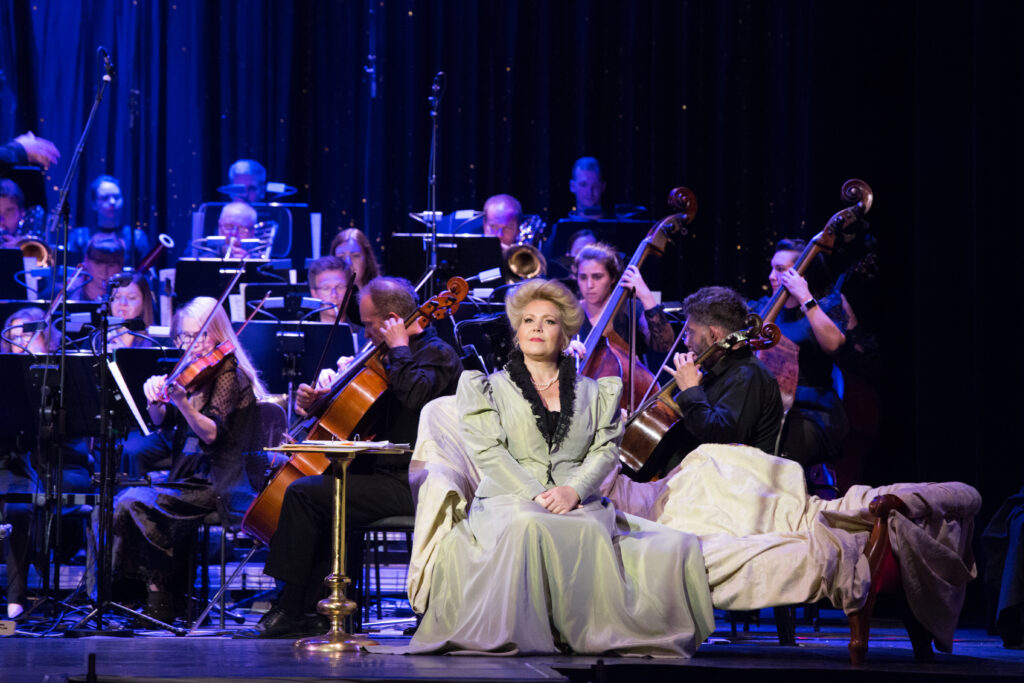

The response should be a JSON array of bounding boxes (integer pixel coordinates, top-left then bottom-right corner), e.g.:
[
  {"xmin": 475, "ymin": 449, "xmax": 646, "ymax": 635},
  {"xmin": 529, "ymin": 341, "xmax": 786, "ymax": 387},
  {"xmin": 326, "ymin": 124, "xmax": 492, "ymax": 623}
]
[
  {"xmin": 454, "ymin": 314, "xmax": 513, "ymax": 374},
  {"xmin": 355, "ymin": 516, "xmax": 415, "ymax": 629},
  {"xmin": 187, "ymin": 401, "xmax": 287, "ymax": 631}
]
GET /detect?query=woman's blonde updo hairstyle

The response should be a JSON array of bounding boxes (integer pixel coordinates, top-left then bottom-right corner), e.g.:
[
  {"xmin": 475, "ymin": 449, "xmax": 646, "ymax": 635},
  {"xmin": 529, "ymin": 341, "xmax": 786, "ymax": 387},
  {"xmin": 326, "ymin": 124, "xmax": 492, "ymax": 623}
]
[{"xmin": 505, "ymin": 279, "xmax": 584, "ymax": 351}]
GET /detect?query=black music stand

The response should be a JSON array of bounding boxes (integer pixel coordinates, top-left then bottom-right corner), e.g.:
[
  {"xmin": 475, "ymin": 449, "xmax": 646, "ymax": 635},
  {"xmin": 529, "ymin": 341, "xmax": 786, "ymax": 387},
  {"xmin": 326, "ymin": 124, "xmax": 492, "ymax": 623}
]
[
  {"xmin": 0, "ymin": 248, "xmax": 28, "ymax": 299},
  {"xmin": 111, "ymin": 348, "xmax": 182, "ymax": 432},
  {"xmin": 234, "ymin": 320, "xmax": 356, "ymax": 419},
  {"xmin": 172, "ymin": 258, "xmax": 278, "ymax": 305},
  {"xmin": 242, "ymin": 282, "xmax": 323, "ymax": 322},
  {"xmin": 387, "ymin": 233, "xmax": 503, "ymax": 295}
]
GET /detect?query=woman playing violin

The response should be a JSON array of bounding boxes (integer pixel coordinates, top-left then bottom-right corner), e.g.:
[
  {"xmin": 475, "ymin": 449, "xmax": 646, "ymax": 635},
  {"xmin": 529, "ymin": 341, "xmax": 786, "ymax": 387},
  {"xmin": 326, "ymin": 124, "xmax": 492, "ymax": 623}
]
[
  {"xmin": 111, "ymin": 296, "xmax": 268, "ymax": 624},
  {"xmin": 574, "ymin": 242, "xmax": 675, "ymax": 357}
]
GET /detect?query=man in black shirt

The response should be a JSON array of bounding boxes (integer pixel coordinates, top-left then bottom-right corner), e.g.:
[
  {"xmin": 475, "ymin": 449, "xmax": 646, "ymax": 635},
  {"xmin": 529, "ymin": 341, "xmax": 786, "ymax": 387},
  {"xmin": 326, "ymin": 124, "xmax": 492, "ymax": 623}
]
[
  {"xmin": 257, "ymin": 277, "xmax": 463, "ymax": 637},
  {"xmin": 659, "ymin": 286, "xmax": 783, "ymax": 473}
]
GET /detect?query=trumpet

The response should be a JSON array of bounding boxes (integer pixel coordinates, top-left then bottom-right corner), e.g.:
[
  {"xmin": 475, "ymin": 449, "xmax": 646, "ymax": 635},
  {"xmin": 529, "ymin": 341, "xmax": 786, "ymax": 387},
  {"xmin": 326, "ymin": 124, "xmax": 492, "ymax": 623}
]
[{"xmin": 17, "ymin": 236, "xmax": 53, "ymax": 267}]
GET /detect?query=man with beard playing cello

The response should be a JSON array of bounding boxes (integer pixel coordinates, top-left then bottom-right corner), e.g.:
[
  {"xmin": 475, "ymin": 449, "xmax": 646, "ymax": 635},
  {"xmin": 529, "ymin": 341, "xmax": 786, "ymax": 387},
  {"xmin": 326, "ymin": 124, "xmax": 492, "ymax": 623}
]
[{"xmin": 254, "ymin": 276, "xmax": 463, "ymax": 638}]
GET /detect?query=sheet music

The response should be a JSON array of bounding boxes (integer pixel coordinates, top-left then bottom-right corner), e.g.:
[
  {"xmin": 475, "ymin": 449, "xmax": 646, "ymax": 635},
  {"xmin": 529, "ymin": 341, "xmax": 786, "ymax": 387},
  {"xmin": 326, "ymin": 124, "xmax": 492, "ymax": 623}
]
[{"xmin": 107, "ymin": 358, "xmax": 150, "ymax": 436}]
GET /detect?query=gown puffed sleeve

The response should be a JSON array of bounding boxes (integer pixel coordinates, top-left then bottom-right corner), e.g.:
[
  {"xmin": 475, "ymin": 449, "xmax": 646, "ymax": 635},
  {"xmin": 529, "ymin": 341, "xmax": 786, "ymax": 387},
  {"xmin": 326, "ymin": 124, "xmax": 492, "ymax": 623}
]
[
  {"xmin": 563, "ymin": 375, "xmax": 623, "ymax": 502},
  {"xmin": 457, "ymin": 370, "xmax": 547, "ymax": 501}
]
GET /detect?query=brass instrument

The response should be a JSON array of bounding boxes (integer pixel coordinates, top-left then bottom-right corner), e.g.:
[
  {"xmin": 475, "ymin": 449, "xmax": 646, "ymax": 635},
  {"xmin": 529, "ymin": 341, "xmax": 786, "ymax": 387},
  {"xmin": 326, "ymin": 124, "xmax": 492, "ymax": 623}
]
[
  {"xmin": 14, "ymin": 205, "xmax": 53, "ymax": 267},
  {"xmin": 503, "ymin": 214, "xmax": 549, "ymax": 282}
]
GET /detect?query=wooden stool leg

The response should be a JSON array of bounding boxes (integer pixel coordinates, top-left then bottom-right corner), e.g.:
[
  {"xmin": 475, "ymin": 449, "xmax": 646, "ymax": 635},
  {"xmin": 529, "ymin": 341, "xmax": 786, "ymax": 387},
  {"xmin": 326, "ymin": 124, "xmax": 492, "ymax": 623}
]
[{"xmin": 847, "ymin": 592, "xmax": 877, "ymax": 666}]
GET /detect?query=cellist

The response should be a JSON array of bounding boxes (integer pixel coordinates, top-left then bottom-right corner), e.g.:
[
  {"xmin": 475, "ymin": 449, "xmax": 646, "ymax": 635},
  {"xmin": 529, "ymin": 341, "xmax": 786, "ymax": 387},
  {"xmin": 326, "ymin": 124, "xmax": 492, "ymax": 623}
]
[
  {"xmin": 655, "ymin": 286, "xmax": 784, "ymax": 475},
  {"xmin": 254, "ymin": 277, "xmax": 463, "ymax": 639},
  {"xmin": 574, "ymin": 242, "xmax": 675, "ymax": 360},
  {"xmin": 111, "ymin": 296, "xmax": 269, "ymax": 624}
]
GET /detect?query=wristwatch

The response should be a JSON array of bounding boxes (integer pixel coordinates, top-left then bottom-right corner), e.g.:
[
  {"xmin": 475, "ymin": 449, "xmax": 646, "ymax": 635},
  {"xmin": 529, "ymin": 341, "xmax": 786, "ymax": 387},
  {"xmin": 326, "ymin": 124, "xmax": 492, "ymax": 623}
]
[{"xmin": 800, "ymin": 298, "xmax": 818, "ymax": 312}]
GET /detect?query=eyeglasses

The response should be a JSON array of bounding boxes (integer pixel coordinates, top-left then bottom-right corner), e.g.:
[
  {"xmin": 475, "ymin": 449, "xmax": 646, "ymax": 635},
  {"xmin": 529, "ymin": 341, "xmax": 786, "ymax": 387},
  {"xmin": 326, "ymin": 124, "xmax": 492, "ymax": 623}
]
[
  {"xmin": 174, "ymin": 330, "xmax": 208, "ymax": 347},
  {"xmin": 218, "ymin": 222, "xmax": 253, "ymax": 236},
  {"xmin": 314, "ymin": 284, "xmax": 346, "ymax": 295}
]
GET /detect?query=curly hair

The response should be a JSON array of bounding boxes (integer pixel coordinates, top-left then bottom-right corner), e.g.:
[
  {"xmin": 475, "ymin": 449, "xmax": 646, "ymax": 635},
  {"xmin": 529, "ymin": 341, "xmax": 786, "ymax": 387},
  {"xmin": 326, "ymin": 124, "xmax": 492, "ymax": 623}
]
[
  {"xmin": 505, "ymin": 279, "xmax": 584, "ymax": 350},
  {"xmin": 680, "ymin": 286, "xmax": 749, "ymax": 333}
]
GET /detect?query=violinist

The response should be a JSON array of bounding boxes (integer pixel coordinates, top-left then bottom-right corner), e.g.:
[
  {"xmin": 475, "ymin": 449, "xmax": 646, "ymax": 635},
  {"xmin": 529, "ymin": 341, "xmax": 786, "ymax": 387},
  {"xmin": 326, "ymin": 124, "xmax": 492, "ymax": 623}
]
[
  {"xmin": 574, "ymin": 242, "xmax": 675, "ymax": 358},
  {"xmin": 752, "ymin": 238, "xmax": 851, "ymax": 468},
  {"xmin": 656, "ymin": 286, "xmax": 783, "ymax": 474},
  {"xmin": 109, "ymin": 296, "xmax": 268, "ymax": 624},
  {"xmin": 254, "ymin": 276, "xmax": 462, "ymax": 638}
]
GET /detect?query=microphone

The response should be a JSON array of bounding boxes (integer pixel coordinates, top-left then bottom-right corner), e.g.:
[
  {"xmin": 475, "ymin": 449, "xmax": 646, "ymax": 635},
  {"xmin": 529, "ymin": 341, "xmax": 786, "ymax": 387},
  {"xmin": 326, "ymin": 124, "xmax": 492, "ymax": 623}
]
[
  {"xmin": 108, "ymin": 272, "xmax": 134, "ymax": 289},
  {"xmin": 428, "ymin": 71, "xmax": 445, "ymax": 110},
  {"xmin": 98, "ymin": 46, "xmax": 116, "ymax": 80}
]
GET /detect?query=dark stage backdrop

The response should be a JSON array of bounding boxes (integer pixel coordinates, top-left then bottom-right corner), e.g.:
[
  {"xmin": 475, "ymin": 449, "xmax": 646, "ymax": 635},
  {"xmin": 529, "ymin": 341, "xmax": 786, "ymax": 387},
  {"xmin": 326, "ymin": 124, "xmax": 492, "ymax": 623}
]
[{"xmin": 3, "ymin": 1, "xmax": 1023, "ymax": 533}]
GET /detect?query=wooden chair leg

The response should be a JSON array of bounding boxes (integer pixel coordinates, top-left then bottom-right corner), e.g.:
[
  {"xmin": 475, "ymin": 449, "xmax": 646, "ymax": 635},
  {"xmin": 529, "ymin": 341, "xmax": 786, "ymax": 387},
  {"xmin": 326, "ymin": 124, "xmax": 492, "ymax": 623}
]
[
  {"xmin": 900, "ymin": 595, "xmax": 935, "ymax": 662},
  {"xmin": 847, "ymin": 592, "xmax": 877, "ymax": 666},
  {"xmin": 774, "ymin": 606, "xmax": 797, "ymax": 645}
]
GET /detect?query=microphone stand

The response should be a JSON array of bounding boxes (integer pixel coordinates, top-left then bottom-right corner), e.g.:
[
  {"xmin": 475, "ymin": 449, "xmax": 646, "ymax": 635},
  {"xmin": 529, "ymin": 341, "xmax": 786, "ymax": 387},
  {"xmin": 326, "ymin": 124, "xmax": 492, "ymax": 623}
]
[
  {"xmin": 422, "ymin": 73, "xmax": 445, "ymax": 298},
  {"xmin": 25, "ymin": 47, "xmax": 112, "ymax": 623}
]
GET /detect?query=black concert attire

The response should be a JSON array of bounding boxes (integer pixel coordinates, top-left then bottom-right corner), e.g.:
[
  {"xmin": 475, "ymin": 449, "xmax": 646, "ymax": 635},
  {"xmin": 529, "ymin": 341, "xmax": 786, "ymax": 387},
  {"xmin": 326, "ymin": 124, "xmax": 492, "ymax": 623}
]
[
  {"xmin": 1, "ymin": 441, "xmax": 93, "ymax": 610},
  {"xmin": 659, "ymin": 346, "xmax": 784, "ymax": 474},
  {"xmin": 0, "ymin": 140, "xmax": 28, "ymax": 171},
  {"xmin": 261, "ymin": 326, "xmax": 463, "ymax": 632},
  {"xmin": 110, "ymin": 355, "xmax": 258, "ymax": 595},
  {"xmin": 752, "ymin": 291, "xmax": 849, "ymax": 466},
  {"xmin": 68, "ymin": 225, "xmax": 150, "ymax": 266}
]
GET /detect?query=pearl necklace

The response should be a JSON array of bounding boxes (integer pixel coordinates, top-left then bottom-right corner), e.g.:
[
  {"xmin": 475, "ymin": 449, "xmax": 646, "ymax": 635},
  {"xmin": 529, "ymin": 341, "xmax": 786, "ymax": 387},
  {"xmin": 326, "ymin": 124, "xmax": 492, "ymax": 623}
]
[{"xmin": 531, "ymin": 375, "xmax": 559, "ymax": 391}]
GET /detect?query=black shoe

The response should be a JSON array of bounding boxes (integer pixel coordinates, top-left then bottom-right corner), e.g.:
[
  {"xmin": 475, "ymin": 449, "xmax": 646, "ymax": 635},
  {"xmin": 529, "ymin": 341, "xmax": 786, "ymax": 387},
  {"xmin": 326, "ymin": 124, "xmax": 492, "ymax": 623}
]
[
  {"xmin": 301, "ymin": 613, "xmax": 330, "ymax": 636},
  {"xmin": 256, "ymin": 605, "xmax": 308, "ymax": 638}
]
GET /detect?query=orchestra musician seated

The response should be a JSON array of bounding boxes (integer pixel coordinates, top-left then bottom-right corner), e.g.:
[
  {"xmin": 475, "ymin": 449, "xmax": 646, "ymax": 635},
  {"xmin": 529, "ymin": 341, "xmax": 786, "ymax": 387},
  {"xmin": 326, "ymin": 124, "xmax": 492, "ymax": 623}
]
[
  {"xmin": 216, "ymin": 200, "xmax": 259, "ymax": 259},
  {"xmin": 68, "ymin": 175, "xmax": 150, "ymax": 265},
  {"xmin": 109, "ymin": 296, "xmax": 268, "ymax": 624},
  {"xmin": 227, "ymin": 159, "xmax": 267, "ymax": 204},
  {"xmin": 0, "ymin": 179, "xmax": 26, "ymax": 250},
  {"xmin": 2, "ymin": 307, "xmax": 93, "ymax": 620},
  {"xmin": 567, "ymin": 156, "xmax": 608, "ymax": 220},
  {"xmin": 106, "ymin": 272, "xmax": 156, "ymax": 351},
  {"xmin": 306, "ymin": 255, "xmax": 355, "ymax": 324},
  {"xmin": 573, "ymin": 242, "xmax": 674, "ymax": 359},
  {"xmin": 328, "ymin": 227, "xmax": 380, "ymax": 290},
  {"xmin": 752, "ymin": 238, "xmax": 853, "ymax": 495},
  {"xmin": 482, "ymin": 194, "xmax": 522, "ymax": 249},
  {"xmin": 654, "ymin": 286, "xmax": 784, "ymax": 475},
  {"xmin": 253, "ymin": 276, "xmax": 462, "ymax": 638},
  {"xmin": 66, "ymin": 234, "xmax": 126, "ymax": 303}
]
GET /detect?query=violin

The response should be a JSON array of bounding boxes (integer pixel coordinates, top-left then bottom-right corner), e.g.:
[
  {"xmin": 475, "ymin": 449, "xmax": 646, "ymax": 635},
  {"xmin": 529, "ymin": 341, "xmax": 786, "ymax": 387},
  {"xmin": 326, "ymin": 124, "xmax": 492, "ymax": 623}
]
[{"xmin": 578, "ymin": 187, "xmax": 697, "ymax": 413}]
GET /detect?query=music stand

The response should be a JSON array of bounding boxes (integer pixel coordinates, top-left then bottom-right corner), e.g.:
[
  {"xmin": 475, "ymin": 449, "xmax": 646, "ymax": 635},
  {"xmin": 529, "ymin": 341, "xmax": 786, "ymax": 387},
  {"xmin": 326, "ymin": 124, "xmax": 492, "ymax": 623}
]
[
  {"xmin": 172, "ymin": 258, "xmax": 278, "ymax": 306},
  {"xmin": 0, "ymin": 249, "xmax": 29, "ymax": 299},
  {"xmin": 110, "ymin": 347, "xmax": 182, "ymax": 432},
  {"xmin": 242, "ymin": 283, "xmax": 322, "ymax": 321},
  {"xmin": 387, "ymin": 233, "xmax": 503, "ymax": 295},
  {"xmin": 234, "ymin": 321, "xmax": 356, "ymax": 416}
]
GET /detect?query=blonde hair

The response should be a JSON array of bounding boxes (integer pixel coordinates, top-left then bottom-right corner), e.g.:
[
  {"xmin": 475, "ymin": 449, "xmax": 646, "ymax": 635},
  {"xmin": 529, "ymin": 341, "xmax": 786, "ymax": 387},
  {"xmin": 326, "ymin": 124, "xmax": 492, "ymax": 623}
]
[
  {"xmin": 505, "ymin": 279, "xmax": 584, "ymax": 350},
  {"xmin": 172, "ymin": 297, "xmax": 268, "ymax": 400}
]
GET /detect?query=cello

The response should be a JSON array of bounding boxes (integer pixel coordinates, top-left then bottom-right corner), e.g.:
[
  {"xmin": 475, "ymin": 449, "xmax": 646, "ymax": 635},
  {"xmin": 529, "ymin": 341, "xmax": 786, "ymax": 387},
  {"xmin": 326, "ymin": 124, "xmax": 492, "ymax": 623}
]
[
  {"xmin": 241, "ymin": 276, "xmax": 468, "ymax": 544},
  {"xmin": 618, "ymin": 315, "xmax": 780, "ymax": 480},
  {"xmin": 578, "ymin": 187, "xmax": 697, "ymax": 412}
]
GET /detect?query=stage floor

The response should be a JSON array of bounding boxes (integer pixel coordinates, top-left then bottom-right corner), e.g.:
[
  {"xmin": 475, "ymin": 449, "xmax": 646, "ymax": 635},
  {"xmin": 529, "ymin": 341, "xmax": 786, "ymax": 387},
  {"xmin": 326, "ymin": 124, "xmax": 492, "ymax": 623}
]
[{"xmin": 2, "ymin": 616, "xmax": 1023, "ymax": 683}]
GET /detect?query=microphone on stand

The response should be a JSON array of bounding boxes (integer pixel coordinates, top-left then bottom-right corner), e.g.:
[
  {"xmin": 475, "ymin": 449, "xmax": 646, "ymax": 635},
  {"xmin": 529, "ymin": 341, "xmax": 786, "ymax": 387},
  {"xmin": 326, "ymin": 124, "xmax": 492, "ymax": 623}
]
[
  {"xmin": 428, "ymin": 71, "xmax": 445, "ymax": 111},
  {"xmin": 98, "ymin": 46, "xmax": 116, "ymax": 81}
]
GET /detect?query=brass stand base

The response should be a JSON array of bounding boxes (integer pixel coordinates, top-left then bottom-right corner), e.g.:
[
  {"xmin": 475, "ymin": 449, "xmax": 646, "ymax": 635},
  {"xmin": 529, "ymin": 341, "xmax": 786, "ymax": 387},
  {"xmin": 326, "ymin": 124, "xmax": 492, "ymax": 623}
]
[{"xmin": 292, "ymin": 453, "xmax": 380, "ymax": 654}]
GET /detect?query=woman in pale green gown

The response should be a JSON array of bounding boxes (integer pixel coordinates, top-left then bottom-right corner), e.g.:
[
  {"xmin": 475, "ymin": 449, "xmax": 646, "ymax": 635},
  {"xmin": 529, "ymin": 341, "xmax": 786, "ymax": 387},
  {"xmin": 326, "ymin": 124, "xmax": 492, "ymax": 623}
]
[{"xmin": 405, "ymin": 279, "xmax": 714, "ymax": 656}]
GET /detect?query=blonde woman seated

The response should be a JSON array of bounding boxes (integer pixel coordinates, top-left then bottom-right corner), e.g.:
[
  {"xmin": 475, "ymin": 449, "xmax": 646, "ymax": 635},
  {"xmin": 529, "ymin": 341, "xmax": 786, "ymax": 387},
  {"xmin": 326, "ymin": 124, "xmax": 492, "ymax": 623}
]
[{"xmin": 403, "ymin": 279, "xmax": 713, "ymax": 656}]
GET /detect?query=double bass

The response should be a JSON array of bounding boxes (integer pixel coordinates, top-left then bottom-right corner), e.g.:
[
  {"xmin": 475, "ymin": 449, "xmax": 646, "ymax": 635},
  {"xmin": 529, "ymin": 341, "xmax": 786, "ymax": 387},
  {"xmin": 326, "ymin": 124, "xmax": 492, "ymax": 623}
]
[
  {"xmin": 241, "ymin": 277, "xmax": 469, "ymax": 545},
  {"xmin": 578, "ymin": 187, "xmax": 697, "ymax": 412},
  {"xmin": 755, "ymin": 179, "xmax": 874, "ymax": 410}
]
